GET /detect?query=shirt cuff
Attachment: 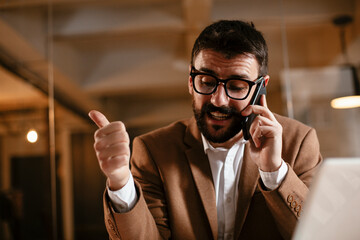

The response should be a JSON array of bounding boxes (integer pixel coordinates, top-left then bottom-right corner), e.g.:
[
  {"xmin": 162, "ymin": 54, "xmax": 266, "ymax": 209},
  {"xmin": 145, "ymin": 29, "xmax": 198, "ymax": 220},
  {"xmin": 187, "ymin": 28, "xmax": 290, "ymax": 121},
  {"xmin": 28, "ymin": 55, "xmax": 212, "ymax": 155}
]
[
  {"xmin": 259, "ymin": 160, "xmax": 288, "ymax": 190},
  {"xmin": 107, "ymin": 171, "xmax": 138, "ymax": 213}
]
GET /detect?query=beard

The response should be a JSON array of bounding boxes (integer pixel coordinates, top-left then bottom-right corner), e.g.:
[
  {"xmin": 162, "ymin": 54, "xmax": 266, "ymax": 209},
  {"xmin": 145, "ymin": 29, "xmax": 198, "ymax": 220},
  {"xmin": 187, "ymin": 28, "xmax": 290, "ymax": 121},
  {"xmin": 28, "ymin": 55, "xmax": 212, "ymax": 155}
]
[{"xmin": 193, "ymin": 101, "xmax": 245, "ymax": 143}]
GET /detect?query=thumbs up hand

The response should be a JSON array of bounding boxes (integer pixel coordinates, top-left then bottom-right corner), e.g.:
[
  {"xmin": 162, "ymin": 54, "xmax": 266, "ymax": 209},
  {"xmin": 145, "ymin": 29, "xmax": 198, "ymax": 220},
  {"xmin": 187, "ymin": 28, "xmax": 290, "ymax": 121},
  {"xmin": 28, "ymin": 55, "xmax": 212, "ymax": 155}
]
[{"xmin": 89, "ymin": 110, "xmax": 131, "ymax": 190}]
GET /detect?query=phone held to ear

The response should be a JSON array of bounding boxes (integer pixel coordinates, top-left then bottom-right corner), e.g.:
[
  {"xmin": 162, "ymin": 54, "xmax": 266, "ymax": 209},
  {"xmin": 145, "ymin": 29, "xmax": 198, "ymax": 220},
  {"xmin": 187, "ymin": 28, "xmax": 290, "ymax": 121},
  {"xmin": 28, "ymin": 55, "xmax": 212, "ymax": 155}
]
[{"xmin": 242, "ymin": 78, "xmax": 267, "ymax": 141}]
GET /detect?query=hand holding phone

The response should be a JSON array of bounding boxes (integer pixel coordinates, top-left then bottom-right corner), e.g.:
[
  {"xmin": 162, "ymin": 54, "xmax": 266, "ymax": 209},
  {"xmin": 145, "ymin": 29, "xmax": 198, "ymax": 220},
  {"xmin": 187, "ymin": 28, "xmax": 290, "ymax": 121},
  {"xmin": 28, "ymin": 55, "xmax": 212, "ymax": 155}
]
[
  {"xmin": 242, "ymin": 78, "xmax": 266, "ymax": 140},
  {"xmin": 240, "ymin": 80, "xmax": 283, "ymax": 172}
]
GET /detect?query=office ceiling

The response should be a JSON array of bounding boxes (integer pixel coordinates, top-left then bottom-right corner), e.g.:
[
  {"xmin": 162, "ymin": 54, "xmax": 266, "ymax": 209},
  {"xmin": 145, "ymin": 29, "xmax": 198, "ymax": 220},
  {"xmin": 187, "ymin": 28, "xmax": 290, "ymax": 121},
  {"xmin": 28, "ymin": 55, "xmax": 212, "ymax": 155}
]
[{"xmin": 0, "ymin": 0, "xmax": 359, "ymax": 129}]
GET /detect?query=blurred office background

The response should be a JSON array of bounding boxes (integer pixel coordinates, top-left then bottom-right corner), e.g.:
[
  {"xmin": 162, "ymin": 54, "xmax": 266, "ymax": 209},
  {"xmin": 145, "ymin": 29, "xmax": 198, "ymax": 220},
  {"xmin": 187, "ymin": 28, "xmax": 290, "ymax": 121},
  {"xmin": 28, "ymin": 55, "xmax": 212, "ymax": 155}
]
[{"xmin": 0, "ymin": 0, "xmax": 359, "ymax": 239}]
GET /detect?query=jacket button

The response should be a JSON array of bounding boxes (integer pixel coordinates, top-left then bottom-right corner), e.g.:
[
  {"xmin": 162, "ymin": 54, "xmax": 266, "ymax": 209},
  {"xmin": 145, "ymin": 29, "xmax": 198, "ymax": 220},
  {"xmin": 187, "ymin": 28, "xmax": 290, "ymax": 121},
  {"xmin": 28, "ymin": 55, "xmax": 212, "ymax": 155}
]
[
  {"xmin": 295, "ymin": 205, "xmax": 301, "ymax": 212},
  {"xmin": 287, "ymin": 195, "xmax": 293, "ymax": 203},
  {"xmin": 291, "ymin": 200, "xmax": 297, "ymax": 208}
]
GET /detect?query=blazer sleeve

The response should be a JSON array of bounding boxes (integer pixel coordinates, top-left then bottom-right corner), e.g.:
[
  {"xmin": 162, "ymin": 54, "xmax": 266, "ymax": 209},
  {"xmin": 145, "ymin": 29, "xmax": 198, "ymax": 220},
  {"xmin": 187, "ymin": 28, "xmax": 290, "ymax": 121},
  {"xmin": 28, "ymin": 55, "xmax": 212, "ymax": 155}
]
[
  {"xmin": 259, "ymin": 127, "xmax": 323, "ymax": 239},
  {"xmin": 102, "ymin": 136, "xmax": 170, "ymax": 240}
]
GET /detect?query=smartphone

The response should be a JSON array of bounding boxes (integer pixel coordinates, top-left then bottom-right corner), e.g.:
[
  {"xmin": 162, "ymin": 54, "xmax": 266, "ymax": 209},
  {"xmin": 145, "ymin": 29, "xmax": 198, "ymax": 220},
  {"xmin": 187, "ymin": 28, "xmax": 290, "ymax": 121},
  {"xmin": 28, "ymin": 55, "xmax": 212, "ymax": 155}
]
[{"xmin": 242, "ymin": 78, "xmax": 266, "ymax": 140}]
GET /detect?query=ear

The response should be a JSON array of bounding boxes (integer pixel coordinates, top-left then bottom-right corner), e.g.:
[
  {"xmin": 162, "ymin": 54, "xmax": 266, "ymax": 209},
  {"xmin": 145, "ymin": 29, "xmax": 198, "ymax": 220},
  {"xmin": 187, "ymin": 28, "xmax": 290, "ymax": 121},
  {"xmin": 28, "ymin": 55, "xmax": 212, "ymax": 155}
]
[
  {"xmin": 263, "ymin": 75, "xmax": 270, "ymax": 86},
  {"xmin": 188, "ymin": 76, "xmax": 194, "ymax": 95},
  {"xmin": 188, "ymin": 65, "xmax": 194, "ymax": 95}
]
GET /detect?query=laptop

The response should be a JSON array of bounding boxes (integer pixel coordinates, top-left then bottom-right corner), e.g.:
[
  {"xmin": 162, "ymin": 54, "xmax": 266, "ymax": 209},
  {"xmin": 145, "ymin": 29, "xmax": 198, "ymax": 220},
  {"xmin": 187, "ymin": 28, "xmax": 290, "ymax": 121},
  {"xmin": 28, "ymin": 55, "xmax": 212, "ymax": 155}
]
[{"xmin": 292, "ymin": 158, "xmax": 360, "ymax": 240}]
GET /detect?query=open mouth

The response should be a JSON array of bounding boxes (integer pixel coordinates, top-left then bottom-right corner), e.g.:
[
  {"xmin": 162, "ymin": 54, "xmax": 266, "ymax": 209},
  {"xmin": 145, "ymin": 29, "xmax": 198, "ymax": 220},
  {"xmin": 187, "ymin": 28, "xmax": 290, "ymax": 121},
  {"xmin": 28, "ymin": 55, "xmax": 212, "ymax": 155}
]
[{"xmin": 209, "ymin": 111, "xmax": 232, "ymax": 121}]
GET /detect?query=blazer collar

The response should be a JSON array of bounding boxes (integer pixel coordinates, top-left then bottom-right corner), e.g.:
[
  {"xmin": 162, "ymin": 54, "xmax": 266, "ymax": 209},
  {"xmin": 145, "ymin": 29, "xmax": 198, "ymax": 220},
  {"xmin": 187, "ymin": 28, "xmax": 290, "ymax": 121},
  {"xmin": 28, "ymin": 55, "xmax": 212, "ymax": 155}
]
[
  {"xmin": 184, "ymin": 118, "xmax": 259, "ymax": 240},
  {"xmin": 234, "ymin": 141, "xmax": 259, "ymax": 239},
  {"xmin": 184, "ymin": 117, "xmax": 218, "ymax": 240}
]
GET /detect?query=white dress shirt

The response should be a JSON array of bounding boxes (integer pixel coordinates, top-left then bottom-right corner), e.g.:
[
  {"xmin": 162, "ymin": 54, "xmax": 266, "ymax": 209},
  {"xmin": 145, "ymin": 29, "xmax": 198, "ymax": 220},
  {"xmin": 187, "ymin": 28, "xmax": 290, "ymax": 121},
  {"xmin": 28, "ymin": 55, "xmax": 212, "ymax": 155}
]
[
  {"xmin": 107, "ymin": 135, "xmax": 288, "ymax": 240},
  {"xmin": 202, "ymin": 135, "xmax": 244, "ymax": 240}
]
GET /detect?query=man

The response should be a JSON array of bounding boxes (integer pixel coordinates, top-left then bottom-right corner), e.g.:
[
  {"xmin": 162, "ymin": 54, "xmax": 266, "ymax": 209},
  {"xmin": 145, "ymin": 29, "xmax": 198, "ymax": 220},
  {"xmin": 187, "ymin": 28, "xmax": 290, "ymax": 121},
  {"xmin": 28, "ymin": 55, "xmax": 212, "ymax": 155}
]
[{"xmin": 89, "ymin": 20, "xmax": 322, "ymax": 240}]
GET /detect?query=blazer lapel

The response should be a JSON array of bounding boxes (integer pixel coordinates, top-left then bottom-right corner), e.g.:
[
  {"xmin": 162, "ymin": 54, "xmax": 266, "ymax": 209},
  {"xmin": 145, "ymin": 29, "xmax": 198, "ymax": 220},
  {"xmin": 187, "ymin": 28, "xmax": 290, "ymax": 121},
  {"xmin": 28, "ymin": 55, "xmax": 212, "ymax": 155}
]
[
  {"xmin": 184, "ymin": 118, "xmax": 218, "ymax": 240},
  {"xmin": 234, "ymin": 141, "xmax": 259, "ymax": 239}
]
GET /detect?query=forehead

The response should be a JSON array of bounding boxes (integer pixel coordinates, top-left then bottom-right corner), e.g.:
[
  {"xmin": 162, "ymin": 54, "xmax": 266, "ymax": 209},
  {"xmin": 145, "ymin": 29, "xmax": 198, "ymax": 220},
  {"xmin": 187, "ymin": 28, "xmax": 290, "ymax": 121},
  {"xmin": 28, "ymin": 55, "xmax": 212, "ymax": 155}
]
[{"xmin": 193, "ymin": 49, "xmax": 259, "ymax": 78}]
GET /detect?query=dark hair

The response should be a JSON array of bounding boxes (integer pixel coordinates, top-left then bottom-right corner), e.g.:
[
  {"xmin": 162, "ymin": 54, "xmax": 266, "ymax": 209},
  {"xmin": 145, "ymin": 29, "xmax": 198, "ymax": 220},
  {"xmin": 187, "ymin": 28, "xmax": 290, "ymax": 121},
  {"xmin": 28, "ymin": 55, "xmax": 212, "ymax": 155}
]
[{"xmin": 191, "ymin": 20, "xmax": 268, "ymax": 76}]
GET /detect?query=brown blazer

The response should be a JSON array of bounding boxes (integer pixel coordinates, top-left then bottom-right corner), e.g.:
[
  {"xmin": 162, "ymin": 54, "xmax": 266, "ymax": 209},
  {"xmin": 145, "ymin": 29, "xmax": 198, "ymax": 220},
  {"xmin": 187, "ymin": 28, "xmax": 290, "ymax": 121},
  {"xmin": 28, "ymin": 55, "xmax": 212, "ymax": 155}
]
[{"xmin": 103, "ymin": 114, "xmax": 322, "ymax": 240}]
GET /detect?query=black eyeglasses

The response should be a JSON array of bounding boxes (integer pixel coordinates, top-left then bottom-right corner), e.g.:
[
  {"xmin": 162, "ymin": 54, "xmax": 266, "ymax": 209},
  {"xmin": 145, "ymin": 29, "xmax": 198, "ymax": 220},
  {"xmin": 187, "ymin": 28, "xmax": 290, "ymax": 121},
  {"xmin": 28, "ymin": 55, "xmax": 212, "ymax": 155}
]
[{"xmin": 190, "ymin": 66, "xmax": 264, "ymax": 100}]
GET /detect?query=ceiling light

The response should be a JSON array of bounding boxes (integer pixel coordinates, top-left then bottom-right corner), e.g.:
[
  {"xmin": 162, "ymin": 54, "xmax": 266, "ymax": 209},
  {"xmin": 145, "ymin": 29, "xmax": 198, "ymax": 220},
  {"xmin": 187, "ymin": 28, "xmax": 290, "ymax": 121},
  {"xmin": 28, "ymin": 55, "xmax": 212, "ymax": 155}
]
[
  {"xmin": 27, "ymin": 129, "xmax": 38, "ymax": 143},
  {"xmin": 330, "ymin": 15, "xmax": 360, "ymax": 109},
  {"xmin": 331, "ymin": 95, "xmax": 360, "ymax": 109}
]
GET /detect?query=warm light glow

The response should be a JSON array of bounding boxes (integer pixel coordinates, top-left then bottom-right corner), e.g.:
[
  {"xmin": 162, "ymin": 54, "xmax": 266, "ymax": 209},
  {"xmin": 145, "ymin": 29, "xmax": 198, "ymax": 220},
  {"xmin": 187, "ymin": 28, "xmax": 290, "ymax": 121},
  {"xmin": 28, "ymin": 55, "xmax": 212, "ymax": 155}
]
[
  {"xmin": 331, "ymin": 95, "xmax": 360, "ymax": 109},
  {"xmin": 27, "ymin": 129, "xmax": 38, "ymax": 143}
]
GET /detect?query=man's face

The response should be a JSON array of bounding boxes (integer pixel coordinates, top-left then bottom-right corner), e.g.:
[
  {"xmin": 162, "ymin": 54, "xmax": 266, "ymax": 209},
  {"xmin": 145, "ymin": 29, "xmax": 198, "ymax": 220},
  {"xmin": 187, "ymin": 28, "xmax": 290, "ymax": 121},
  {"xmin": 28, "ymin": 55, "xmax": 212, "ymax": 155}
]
[{"xmin": 189, "ymin": 49, "xmax": 269, "ymax": 145}]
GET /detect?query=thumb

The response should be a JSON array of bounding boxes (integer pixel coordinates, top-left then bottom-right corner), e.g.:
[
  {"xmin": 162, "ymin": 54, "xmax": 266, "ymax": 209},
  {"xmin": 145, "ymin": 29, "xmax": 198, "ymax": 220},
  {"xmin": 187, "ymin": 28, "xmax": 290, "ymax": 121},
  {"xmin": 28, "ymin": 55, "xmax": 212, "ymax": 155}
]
[{"xmin": 88, "ymin": 110, "xmax": 110, "ymax": 128}]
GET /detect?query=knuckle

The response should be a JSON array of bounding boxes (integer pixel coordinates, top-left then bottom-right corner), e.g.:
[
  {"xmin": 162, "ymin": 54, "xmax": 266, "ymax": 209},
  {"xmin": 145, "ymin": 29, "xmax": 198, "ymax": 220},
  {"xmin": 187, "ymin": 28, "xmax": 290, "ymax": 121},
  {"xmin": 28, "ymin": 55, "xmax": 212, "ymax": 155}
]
[
  {"xmin": 112, "ymin": 121, "xmax": 125, "ymax": 130},
  {"xmin": 114, "ymin": 143, "xmax": 129, "ymax": 154},
  {"xmin": 94, "ymin": 141, "xmax": 103, "ymax": 151},
  {"xmin": 94, "ymin": 129, "xmax": 102, "ymax": 139},
  {"xmin": 114, "ymin": 132, "xmax": 128, "ymax": 142},
  {"xmin": 113, "ymin": 155, "xmax": 129, "ymax": 164},
  {"xmin": 96, "ymin": 153, "xmax": 102, "ymax": 160},
  {"xmin": 95, "ymin": 127, "xmax": 109, "ymax": 139},
  {"xmin": 97, "ymin": 152, "xmax": 108, "ymax": 162},
  {"xmin": 97, "ymin": 153, "xmax": 107, "ymax": 162},
  {"xmin": 100, "ymin": 160, "xmax": 111, "ymax": 171}
]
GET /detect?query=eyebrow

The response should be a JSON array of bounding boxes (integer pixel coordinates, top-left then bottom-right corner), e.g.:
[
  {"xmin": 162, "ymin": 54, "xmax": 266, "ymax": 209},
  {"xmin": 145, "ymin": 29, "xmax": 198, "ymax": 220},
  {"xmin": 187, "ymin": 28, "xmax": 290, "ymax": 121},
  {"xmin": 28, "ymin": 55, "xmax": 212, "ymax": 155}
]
[{"xmin": 197, "ymin": 67, "xmax": 251, "ymax": 80}]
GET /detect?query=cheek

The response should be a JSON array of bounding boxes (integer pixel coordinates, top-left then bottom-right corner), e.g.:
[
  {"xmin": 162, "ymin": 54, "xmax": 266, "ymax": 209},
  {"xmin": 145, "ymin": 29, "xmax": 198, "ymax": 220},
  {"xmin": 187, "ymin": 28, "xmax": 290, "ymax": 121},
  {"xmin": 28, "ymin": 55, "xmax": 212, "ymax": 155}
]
[
  {"xmin": 192, "ymin": 94, "xmax": 208, "ymax": 109},
  {"xmin": 239, "ymin": 87, "xmax": 257, "ymax": 108},
  {"xmin": 232, "ymin": 99, "xmax": 250, "ymax": 112},
  {"xmin": 192, "ymin": 93, "xmax": 250, "ymax": 111}
]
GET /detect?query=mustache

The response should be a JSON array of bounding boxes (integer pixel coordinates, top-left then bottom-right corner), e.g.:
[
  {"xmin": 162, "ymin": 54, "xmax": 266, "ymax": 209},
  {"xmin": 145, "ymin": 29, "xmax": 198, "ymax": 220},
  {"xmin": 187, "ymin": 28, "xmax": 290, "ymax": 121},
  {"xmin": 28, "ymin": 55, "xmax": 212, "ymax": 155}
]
[{"xmin": 202, "ymin": 103, "xmax": 237, "ymax": 115}]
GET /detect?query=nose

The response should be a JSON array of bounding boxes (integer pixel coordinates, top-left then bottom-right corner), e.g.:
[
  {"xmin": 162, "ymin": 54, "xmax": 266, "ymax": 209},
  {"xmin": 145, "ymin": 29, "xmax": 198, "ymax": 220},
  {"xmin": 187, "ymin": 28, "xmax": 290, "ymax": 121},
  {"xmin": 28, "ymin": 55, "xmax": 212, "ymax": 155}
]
[{"xmin": 210, "ymin": 83, "xmax": 230, "ymax": 107}]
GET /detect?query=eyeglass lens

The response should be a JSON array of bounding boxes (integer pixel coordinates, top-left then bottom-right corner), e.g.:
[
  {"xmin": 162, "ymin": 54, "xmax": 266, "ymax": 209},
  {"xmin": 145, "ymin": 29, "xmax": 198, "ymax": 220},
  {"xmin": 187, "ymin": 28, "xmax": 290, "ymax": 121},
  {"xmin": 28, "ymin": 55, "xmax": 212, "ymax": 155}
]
[{"xmin": 193, "ymin": 74, "xmax": 250, "ymax": 99}]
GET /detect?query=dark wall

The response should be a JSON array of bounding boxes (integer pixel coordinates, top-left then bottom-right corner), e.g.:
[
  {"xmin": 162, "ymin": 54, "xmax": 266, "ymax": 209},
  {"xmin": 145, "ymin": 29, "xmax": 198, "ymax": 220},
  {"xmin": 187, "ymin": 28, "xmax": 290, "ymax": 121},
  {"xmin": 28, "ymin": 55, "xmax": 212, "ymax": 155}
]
[{"xmin": 71, "ymin": 132, "xmax": 108, "ymax": 240}]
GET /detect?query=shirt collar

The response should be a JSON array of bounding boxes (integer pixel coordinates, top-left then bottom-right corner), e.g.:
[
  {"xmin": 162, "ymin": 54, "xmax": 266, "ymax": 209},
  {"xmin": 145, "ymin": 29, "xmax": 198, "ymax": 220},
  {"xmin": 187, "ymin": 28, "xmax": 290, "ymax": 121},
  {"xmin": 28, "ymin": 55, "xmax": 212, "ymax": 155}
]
[{"xmin": 201, "ymin": 134, "xmax": 246, "ymax": 153}]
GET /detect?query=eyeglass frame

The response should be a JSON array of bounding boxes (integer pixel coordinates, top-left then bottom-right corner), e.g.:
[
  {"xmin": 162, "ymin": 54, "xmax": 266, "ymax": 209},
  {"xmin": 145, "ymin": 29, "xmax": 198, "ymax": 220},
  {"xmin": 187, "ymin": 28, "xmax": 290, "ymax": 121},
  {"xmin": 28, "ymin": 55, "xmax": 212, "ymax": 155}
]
[{"xmin": 190, "ymin": 66, "xmax": 264, "ymax": 100}]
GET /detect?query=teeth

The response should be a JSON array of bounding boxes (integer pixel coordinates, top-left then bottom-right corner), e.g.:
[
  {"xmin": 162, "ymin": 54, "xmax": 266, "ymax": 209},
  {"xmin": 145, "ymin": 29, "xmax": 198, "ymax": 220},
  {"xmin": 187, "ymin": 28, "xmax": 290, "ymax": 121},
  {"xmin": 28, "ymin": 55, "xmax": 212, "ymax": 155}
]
[{"xmin": 210, "ymin": 112, "xmax": 230, "ymax": 120}]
